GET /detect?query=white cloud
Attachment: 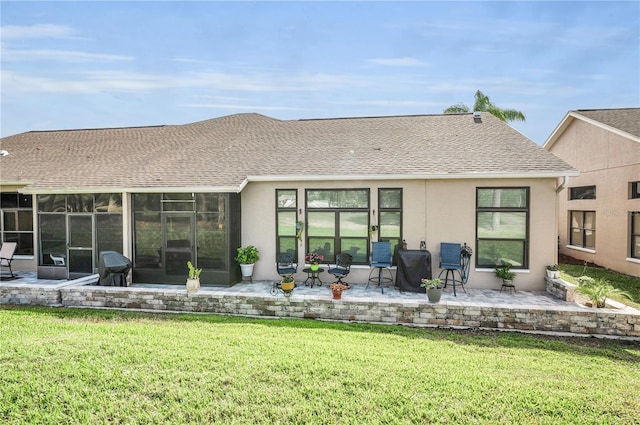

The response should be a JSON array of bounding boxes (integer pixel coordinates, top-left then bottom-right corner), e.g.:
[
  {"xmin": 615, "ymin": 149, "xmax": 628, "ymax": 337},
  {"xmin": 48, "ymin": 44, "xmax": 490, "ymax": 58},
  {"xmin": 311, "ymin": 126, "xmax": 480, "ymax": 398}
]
[
  {"xmin": 367, "ymin": 57, "xmax": 428, "ymax": 67},
  {"xmin": 331, "ymin": 100, "xmax": 440, "ymax": 108},
  {"xmin": 2, "ymin": 48, "xmax": 134, "ymax": 62},
  {"xmin": 180, "ymin": 103, "xmax": 300, "ymax": 111},
  {"xmin": 1, "ymin": 24, "xmax": 78, "ymax": 39}
]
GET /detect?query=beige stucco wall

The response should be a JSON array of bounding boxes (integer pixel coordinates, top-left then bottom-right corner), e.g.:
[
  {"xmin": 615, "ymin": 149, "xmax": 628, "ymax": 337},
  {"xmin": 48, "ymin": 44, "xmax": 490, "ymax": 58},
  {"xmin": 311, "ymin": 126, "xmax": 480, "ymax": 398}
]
[
  {"xmin": 549, "ymin": 119, "xmax": 640, "ymax": 277},
  {"xmin": 241, "ymin": 177, "xmax": 558, "ymax": 291}
]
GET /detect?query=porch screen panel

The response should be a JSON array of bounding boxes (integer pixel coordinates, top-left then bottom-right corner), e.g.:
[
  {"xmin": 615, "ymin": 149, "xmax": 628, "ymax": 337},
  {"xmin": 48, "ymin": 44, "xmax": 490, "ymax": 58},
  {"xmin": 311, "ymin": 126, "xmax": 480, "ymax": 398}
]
[
  {"xmin": 97, "ymin": 214, "xmax": 123, "ymax": 254},
  {"xmin": 133, "ymin": 194, "xmax": 161, "ymax": 269},
  {"xmin": 39, "ymin": 214, "xmax": 66, "ymax": 266},
  {"xmin": 1, "ymin": 193, "xmax": 34, "ymax": 255},
  {"xmin": 476, "ymin": 187, "xmax": 529, "ymax": 268},
  {"xmin": 197, "ymin": 212, "xmax": 226, "ymax": 270}
]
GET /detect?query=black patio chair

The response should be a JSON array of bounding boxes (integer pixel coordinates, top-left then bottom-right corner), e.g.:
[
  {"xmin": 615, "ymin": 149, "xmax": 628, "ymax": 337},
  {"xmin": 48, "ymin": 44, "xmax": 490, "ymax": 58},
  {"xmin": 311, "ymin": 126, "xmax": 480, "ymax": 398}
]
[{"xmin": 328, "ymin": 252, "xmax": 352, "ymax": 286}]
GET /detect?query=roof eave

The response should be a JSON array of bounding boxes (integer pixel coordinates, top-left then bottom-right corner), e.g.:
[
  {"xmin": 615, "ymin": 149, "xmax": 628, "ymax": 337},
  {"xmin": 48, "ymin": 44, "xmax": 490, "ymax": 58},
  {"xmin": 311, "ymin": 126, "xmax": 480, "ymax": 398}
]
[{"xmin": 247, "ymin": 171, "xmax": 580, "ymax": 182}]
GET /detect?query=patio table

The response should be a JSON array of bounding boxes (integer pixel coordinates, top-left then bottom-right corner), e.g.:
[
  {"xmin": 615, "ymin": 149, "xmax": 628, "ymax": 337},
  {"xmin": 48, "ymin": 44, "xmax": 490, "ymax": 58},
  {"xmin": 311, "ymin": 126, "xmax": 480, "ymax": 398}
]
[{"xmin": 303, "ymin": 267, "xmax": 324, "ymax": 288}]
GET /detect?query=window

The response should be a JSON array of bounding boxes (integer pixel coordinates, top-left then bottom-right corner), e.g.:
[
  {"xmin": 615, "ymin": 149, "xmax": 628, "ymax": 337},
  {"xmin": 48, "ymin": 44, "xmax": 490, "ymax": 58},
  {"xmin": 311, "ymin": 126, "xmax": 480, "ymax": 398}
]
[
  {"xmin": 569, "ymin": 186, "xmax": 596, "ymax": 200},
  {"xmin": 570, "ymin": 211, "xmax": 596, "ymax": 249},
  {"xmin": 276, "ymin": 189, "xmax": 298, "ymax": 259},
  {"xmin": 631, "ymin": 212, "xmax": 640, "ymax": 259},
  {"xmin": 306, "ymin": 189, "xmax": 369, "ymax": 264},
  {"xmin": 378, "ymin": 188, "xmax": 402, "ymax": 259},
  {"xmin": 0, "ymin": 192, "xmax": 34, "ymax": 255},
  {"xmin": 476, "ymin": 187, "xmax": 529, "ymax": 268},
  {"xmin": 630, "ymin": 182, "xmax": 640, "ymax": 199}
]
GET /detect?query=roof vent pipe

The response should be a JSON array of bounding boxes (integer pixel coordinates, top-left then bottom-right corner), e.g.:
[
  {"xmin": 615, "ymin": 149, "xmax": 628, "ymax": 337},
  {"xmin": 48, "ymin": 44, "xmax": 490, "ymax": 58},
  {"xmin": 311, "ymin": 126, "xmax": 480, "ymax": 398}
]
[{"xmin": 473, "ymin": 111, "xmax": 482, "ymax": 123}]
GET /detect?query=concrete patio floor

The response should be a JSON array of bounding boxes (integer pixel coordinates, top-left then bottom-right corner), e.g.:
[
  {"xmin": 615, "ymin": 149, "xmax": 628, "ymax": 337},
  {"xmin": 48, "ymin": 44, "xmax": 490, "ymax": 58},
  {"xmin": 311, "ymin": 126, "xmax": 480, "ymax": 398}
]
[{"xmin": 2, "ymin": 271, "xmax": 639, "ymax": 339}]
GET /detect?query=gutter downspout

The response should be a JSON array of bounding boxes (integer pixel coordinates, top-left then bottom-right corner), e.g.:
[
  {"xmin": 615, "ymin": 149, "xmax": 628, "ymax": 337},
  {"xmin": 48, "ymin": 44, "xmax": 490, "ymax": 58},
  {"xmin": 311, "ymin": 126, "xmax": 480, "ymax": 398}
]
[
  {"xmin": 556, "ymin": 175, "xmax": 569, "ymax": 193},
  {"xmin": 554, "ymin": 175, "xmax": 569, "ymax": 262}
]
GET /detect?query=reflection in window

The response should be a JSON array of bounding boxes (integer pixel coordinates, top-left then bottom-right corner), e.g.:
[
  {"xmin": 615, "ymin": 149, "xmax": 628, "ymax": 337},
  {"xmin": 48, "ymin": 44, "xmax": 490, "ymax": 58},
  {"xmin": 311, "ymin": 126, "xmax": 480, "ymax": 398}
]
[
  {"xmin": 306, "ymin": 189, "xmax": 370, "ymax": 264},
  {"xmin": 275, "ymin": 189, "xmax": 298, "ymax": 260},
  {"xmin": 476, "ymin": 187, "xmax": 529, "ymax": 268},
  {"xmin": 570, "ymin": 211, "xmax": 596, "ymax": 249}
]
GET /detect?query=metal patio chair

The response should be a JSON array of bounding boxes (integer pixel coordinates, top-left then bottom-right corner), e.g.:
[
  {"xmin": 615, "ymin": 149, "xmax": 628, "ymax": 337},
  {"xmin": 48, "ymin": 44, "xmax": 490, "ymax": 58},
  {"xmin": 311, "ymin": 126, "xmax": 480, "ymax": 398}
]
[
  {"xmin": 438, "ymin": 242, "xmax": 473, "ymax": 297},
  {"xmin": 367, "ymin": 241, "xmax": 393, "ymax": 293},
  {"xmin": 328, "ymin": 252, "xmax": 352, "ymax": 286}
]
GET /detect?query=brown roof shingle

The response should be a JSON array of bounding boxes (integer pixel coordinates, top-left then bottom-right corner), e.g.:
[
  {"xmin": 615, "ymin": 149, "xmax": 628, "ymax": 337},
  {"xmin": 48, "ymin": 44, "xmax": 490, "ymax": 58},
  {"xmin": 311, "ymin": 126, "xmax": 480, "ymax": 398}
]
[
  {"xmin": 574, "ymin": 108, "xmax": 640, "ymax": 138},
  {"xmin": 0, "ymin": 112, "xmax": 577, "ymax": 192}
]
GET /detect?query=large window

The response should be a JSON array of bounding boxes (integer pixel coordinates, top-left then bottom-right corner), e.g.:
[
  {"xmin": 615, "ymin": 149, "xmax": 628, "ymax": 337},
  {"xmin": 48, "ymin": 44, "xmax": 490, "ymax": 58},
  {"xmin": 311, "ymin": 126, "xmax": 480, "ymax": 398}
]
[
  {"xmin": 631, "ymin": 212, "xmax": 640, "ymax": 259},
  {"xmin": 0, "ymin": 192, "xmax": 34, "ymax": 255},
  {"xmin": 276, "ymin": 189, "xmax": 298, "ymax": 259},
  {"xmin": 378, "ymin": 188, "xmax": 402, "ymax": 258},
  {"xmin": 476, "ymin": 187, "xmax": 529, "ymax": 268},
  {"xmin": 570, "ymin": 211, "xmax": 596, "ymax": 249},
  {"xmin": 569, "ymin": 185, "xmax": 596, "ymax": 200},
  {"xmin": 306, "ymin": 189, "xmax": 369, "ymax": 264}
]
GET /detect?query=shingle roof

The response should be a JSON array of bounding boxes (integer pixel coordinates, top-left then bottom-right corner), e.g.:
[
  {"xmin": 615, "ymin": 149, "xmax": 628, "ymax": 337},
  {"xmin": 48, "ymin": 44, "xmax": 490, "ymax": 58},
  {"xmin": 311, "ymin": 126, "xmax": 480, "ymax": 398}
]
[
  {"xmin": 0, "ymin": 112, "xmax": 577, "ymax": 192},
  {"xmin": 573, "ymin": 108, "xmax": 640, "ymax": 138}
]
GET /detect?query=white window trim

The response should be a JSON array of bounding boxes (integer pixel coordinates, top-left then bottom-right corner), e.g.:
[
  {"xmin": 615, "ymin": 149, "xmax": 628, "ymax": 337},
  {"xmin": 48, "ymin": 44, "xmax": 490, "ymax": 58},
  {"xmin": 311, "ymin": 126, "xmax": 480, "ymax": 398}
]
[
  {"xmin": 566, "ymin": 245, "xmax": 596, "ymax": 254},
  {"xmin": 626, "ymin": 257, "xmax": 640, "ymax": 265}
]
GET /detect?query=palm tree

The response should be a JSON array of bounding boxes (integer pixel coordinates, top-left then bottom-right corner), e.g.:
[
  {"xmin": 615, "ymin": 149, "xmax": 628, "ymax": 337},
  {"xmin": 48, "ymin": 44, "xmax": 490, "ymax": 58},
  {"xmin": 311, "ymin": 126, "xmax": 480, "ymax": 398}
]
[{"xmin": 444, "ymin": 90, "xmax": 526, "ymax": 123}]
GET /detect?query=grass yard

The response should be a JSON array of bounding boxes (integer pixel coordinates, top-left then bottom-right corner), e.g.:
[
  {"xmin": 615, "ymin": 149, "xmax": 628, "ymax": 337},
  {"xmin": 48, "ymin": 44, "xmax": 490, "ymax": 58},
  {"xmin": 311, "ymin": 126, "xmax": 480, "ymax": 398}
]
[
  {"xmin": 559, "ymin": 263, "xmax": 640, "ymax": 309},
  {"xmin": 1, "ymin": 306, "xmax": 639, "ymax": 424}
]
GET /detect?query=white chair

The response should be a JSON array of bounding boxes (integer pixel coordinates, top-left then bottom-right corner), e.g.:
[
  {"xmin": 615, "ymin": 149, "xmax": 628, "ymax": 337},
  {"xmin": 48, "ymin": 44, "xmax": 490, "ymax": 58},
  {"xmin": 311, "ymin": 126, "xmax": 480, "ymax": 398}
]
[
  {"xmin": 0, "ymin": 242, "xmax": 18, "ymax": 277},
  {"xmin": 50, "ymin": 253, "xmax": 66, "ymax": 266}
]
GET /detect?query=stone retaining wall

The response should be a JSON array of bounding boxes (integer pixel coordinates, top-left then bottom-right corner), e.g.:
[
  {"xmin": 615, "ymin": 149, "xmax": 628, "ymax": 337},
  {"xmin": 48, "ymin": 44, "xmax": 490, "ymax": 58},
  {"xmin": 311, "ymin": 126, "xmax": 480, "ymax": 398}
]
[
  {"xmin": 545, "ymin": 276, "xmax": 576, "ymax": 301},
  {"xmin": 0, "ymin": 286, "xmax": 62, "ymax": 306},
  {"xmin": 59, "ymin": 285, "xmax": 640, "ymax": 338}
]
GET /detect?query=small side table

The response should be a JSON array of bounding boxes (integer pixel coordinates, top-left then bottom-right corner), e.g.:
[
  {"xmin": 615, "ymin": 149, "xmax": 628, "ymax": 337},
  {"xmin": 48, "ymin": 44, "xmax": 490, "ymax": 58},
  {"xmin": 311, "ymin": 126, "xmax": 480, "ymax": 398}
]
[{"xmin": 303, "ymin": 268, "xmax": 324, "ymax": 288}]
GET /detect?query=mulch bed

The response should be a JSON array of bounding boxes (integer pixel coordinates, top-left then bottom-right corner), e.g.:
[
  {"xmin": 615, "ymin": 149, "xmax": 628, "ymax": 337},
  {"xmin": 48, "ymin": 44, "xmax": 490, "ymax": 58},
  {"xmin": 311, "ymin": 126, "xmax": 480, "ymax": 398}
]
[{"xmin": 558, "ymin": 254, "xmax": 603, "ymax": 268}]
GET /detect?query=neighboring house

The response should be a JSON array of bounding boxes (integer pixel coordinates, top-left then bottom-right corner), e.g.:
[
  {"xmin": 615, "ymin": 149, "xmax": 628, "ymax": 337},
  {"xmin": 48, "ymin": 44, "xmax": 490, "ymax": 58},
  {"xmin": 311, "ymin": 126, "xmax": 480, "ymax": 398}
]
[
  {"xmin": 0, "ymin": 112, "xmax": 577, "ymax": 290},
  {"xmin": 544, "ymin": 108, "xmax": 640, "ymax": 278}
]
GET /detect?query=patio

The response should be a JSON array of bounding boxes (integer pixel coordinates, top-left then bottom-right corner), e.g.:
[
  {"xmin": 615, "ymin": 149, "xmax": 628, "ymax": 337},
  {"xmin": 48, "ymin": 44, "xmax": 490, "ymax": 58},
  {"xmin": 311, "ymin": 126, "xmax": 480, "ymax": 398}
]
[{"xmin": 1, "ymin": 272, "xmax": 639, "ymax": 339}]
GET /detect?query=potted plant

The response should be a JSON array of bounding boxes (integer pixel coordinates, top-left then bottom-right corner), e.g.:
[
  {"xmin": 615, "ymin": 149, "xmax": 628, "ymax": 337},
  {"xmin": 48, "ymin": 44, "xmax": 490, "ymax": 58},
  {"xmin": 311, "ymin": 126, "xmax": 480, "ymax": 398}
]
[
  {"xmin": 420, "ymin": 278, "xmax": 443, "ymax": 303},
  {"xmin": 329, "ymin": 282, "xmax": 348, "ymax": 299},
  {"xmin": 186, "ymin": 261, "xmax": 202, "ymax": 293},
  {"xmin": 235, "ymin": 245, "xmax": 260, "ymax": 281},
  {"xmin": 280, "ymin": 275, "xmax": 295, "ymax": 292},
  {"xmin": 495, "ymin": 263, "xmax": 516, "ymax": 291},
  {"xmin": 305, "ymin": 252, "xmax": 323, "ymax": 272},
  {"xmin": 546, "ymin": 264, "xmax": 560, "ymax": 279}
]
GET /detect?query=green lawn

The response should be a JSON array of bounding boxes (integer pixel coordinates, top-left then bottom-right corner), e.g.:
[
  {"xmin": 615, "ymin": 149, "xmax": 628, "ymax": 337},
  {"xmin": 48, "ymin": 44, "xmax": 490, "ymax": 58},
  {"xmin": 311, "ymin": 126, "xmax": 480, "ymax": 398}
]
[
  {"xmin": 559, "ymin": 263, "xmax": 640, "ymax": 309},
  {"xmin": 1, "ymin": 307, "xmax": 638, "ymax": 424}
]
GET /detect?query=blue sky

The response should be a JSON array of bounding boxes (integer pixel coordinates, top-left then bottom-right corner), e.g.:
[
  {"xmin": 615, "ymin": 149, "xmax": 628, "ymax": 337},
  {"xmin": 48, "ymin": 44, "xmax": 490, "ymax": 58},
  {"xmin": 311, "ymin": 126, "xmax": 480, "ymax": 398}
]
[{"xmin": 1, "ymin": 1, "xmax": 638, "ymax": 144}]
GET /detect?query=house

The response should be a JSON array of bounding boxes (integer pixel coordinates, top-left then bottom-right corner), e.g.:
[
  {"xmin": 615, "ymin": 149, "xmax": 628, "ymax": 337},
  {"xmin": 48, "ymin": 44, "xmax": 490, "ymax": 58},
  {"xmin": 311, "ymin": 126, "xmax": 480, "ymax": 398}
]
[
  {"xmin": 544, "ymin": 108, "xmax": 640, "ymax": 278},
  {"xmin": 0, "ymin": 112, "xmax": 577, "ymax": 289}
]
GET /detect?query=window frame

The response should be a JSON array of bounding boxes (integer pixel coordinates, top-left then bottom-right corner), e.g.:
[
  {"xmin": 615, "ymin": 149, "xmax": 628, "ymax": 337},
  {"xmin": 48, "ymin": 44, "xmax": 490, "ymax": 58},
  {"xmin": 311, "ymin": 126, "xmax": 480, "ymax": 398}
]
[
  {"xmin": 475, "ymin": 187, "xmax": 530, "ymax": 269},
  {"xmin": 630, "ymin": 182, "xmax": 640, "ymax": 199},
  {"xmin": 0, "ymin": 192, "xmax": 34, "ymax": 256},
  {"xmin": 630, "ymin": 212, "xmax": 640, "ymax": 259},
  {"xmin": 305, "ymin": 188, "xmax": 370, "ymax": 265},
  {"xmin": 569, "ymin": 185, "xmax": 596, "ymax": 200},
  {"xmin": 275, "ymin": 189, "xmax": 299, "ymax": 261},
  {"xmin": 569, "ymin": 210, "xmax": 596, "ymax": 250},
  {"xmin": 377, "ymin": 188, "xmax": 403, "ymax": 264}
]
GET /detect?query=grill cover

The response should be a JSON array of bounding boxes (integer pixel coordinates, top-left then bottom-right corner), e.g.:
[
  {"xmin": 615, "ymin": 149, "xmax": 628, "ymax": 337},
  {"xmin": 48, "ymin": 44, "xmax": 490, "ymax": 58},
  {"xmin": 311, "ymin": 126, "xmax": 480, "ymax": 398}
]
[
  {"xmin": 98, "ymin": 251, "xmax": 132, "ymax": 286},
  {"xmin": 396, "ymin": 249, "xmax": 432, "ymax": 293}
]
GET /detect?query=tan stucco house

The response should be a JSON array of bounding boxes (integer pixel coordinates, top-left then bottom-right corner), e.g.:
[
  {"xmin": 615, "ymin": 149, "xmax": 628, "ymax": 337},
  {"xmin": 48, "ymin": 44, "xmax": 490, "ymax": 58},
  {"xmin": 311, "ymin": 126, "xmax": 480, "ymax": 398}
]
[
  {"xmin": 544, "ymin": 108, "xmax": 640, "ymax": 277},
  {"xmin": 1, "ymin": 112, "xmax": 577, "ymax": 290}
]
